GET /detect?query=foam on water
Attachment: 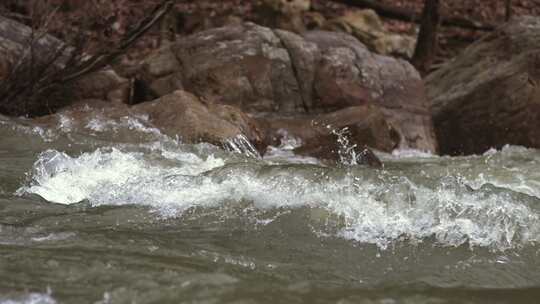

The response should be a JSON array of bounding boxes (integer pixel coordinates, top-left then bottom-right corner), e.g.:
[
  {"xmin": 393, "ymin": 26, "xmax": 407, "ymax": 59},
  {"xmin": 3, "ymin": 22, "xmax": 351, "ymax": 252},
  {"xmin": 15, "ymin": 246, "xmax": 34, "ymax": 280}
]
[
  {"xmin": 390, "ymin": 148, "xmax": 437, "ymax": 159},
  {"xmin": 263, "ymin": 130, "xmax": 320, "ymax": 165},
  {"xmin": 84, "ymin": 114, "xmax": 163, "ymax": 137},
  {"xmin": 0, "ymin": 293, "xmax": 56, "ymax": 304},
  {"xmin": 17, "ymin": 148, "xmax": 225, "ymax": 205},
  {"xmin": 17, "ymin": 146, "xmax": 540, "ymax": 250}
]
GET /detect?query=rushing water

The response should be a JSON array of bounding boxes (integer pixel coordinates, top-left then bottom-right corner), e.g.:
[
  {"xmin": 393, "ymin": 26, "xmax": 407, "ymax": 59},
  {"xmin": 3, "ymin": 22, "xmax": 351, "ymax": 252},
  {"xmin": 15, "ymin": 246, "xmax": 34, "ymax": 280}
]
[{"xmin": 1, "ymin": 113, "xmax": 540, "ymax": 304}]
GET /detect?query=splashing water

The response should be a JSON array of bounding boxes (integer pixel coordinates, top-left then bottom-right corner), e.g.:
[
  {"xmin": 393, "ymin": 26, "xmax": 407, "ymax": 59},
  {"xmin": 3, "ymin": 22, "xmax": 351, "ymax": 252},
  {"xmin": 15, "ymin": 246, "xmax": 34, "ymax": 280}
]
[
  {"xmin": 4, "ymin": 112, "xmax": 540, "ymax": 303},
  {"xmin": 331, "ymin": 126, "xmax": 376, "ymax": 166},
  {"xmin": 15, "ymin": 146, "xmax": 540, "ymax": 250},
  {"xmin": 263, "ymin": 129, "xmax": 320, "ymax": 164},
  {"xmin": 222, "ymin": 134, "xmax": 261, "ymax": 159}
]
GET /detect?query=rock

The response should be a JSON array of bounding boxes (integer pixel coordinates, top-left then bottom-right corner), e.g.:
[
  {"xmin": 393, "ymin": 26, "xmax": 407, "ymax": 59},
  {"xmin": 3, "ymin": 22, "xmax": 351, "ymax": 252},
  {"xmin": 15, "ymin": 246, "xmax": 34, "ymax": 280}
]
[
  {"xmin": 426, "ymin": 17, "xmax": 540, "ymax": 155},
  {"xmin": 143, "ymin": 45, "xmax": 181, "ymax": 78},
  {"xmin": 0, "ymin": 15, "xmax": 66, "ymax": 70},
  {"xmin": 32, "ymin": 99, "xmax": 131, "ymax": 133},
  {"xmin": 256, "ymin": 0, "xmax": 311, "ymax": 33},
  {"xmin": 303, "ymin": 12, "xmax": 327, "ymax": 30},
  {"xmin": 132, "ymin": 91, "xmax": 264, "ymax": 147},
  {"xmin": 261, "ymin": 0, "xmax": 311, "ymax": 13},
  {"xmin": 374, "ymin": 34, "xmax": 417, "ymax": 59},
  {"xmin": 147, "ymin": 73, "xmax": 183, "ymax": 98},
  {"xmin": 35, "ymin": 91, "xmax": 264, "ymax": 150},
  {"xmin": 326, "ymin": 9, "xmax": 416, "ymax": 58},
  {"xmin": 176, "ymin": 9, "xmax": 244, "ymax": 36},
  {"xmin": 207, "ymin": 103, "xmax": 265, "ymax": 150},
  {"xmin": 172, "ymin": 23, "xmax": 305, "ymax": 113},
  {"xmin": 304, "ymin": 30, "xmax": 436, "ymax": 152},
  {"xmin": 273, "ymin": 29, "xmax": 320, "ymax": 111},
  {"xmin": 258, "ymin": 105, "xmax": 399, "ymax": 162},
  {"xmin": 71, "ymin": 69, "xmax": 129, "ymax": 103},
  {"xmin": 142, "ymin": 23, "xmax": 437, "ymax": 153}
]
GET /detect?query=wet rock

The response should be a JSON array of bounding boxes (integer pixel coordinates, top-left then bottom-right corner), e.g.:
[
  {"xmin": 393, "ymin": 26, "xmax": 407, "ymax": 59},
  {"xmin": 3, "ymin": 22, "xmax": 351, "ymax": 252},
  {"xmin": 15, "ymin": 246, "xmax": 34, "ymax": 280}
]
[
  {"xmin": 304, "ymin": 30, "xmax": 436, "ymax": 152},
  {"xmin": 32, "ymin": 99, "xmax": 131, "ymax": 132},
  {"xmin": 132, "ymin": 91, "xmax": 264, "ymax": 147},
  {"xmin": 258, "ymin": 105, "xmax": 399, "ymax": 164},
  {"xmin": 35, "ymin": 91, "xmax": 264, "ymax": 149},
  {"xmin": 142, "ymin": 22, "xmax": 437, "ymax": 153},
  {"xmin": 426, "ymin": 17, "xmax": 540, "ymax": 155}
]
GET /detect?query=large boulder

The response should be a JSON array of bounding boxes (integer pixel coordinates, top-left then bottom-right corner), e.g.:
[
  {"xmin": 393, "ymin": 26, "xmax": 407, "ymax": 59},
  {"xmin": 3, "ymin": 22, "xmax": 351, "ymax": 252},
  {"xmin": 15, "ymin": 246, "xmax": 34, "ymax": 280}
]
[
  {"xmin": 258, "ymin": 104, "xmax": 399, "ymax": 160},
  {"xmin": 143, "ymin": 22, "xmax": 305, "ymax": 113},
  {"xmin": 133, "ymin": 91, "xmax": 264, "ymax": 147},
  {"xmin": 142, "ymin": 22, "xmax": 437, "ymax": 153},
  {"xmin": 35, "ymin": 91, "xmax": 264, "ymax": 148},
  {"xmin": 291, "ymin": 29, "xmax": 436, "ymax": 153},
  {"xmin": 426, "ymin": 17, "xmax": 540, "ymax": 155}
]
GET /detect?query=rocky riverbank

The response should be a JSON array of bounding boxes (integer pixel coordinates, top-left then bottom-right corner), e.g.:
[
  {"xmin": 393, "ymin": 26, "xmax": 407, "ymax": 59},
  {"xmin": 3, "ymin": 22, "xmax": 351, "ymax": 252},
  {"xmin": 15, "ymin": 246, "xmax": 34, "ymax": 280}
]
[{"xmin": 1, "ymin": 2, "xmax": 540, "ymax": 161}]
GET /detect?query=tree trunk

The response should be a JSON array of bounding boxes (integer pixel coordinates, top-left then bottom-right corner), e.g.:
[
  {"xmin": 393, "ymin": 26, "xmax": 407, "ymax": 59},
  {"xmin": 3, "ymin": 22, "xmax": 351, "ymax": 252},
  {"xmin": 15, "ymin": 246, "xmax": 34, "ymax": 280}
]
[
  {"xmin": 505, "ymin": 0, "xmax": 512, "ymax": 22},
  {"xmin": 411, "ymin": 0, "xmax": 440, "ymax": 75}
]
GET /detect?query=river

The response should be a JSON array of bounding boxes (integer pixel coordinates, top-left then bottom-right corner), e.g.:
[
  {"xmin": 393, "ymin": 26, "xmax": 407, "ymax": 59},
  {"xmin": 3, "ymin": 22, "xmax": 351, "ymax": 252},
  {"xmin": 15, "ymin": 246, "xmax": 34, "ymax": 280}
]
[{"xmin": 1, "ymin": 113, "xmax": 540, "ymax": 304}]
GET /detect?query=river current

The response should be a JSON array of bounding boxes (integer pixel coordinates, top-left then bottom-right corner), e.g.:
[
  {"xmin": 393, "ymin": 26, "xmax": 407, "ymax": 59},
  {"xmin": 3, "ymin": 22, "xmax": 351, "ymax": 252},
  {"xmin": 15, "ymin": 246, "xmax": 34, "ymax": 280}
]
[{"xmin": 1, "ymin": 112, "xmax": 540, "ymax": 303}]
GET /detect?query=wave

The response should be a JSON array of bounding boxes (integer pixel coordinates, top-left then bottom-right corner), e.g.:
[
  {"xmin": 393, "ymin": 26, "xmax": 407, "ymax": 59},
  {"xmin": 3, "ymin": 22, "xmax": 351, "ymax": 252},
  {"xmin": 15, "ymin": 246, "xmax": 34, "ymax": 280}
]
[{"xmin": 17, "ymin": 146, "xmax": 540, "ymax": 250}]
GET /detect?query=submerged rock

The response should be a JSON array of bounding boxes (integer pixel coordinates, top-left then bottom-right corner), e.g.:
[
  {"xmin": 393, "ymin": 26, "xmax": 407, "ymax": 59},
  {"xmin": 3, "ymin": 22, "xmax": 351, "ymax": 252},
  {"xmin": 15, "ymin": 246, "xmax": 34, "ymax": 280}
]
[{"xmin": 426, "ymin": 17, "xmax": 540, "ymax": 155}]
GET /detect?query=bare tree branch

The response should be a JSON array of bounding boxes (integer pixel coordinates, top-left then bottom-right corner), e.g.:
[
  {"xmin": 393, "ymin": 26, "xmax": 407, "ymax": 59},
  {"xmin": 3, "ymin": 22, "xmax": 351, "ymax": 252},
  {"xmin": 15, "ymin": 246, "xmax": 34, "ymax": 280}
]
[{"xmin": 0, "ymin": 0, "xmax": 173, "ymax": 116}]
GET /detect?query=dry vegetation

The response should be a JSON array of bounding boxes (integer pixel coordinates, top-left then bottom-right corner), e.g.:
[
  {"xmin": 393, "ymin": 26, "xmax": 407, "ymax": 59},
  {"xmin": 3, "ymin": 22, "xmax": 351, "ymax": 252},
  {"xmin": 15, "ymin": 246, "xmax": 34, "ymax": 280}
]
[
  {"xmin": 1, "ymin": 0, "xmax": 539, "ymax": 116},
  {"xmin": 0, "ymin": 0, "xmax": 171, "ymax": 116}
]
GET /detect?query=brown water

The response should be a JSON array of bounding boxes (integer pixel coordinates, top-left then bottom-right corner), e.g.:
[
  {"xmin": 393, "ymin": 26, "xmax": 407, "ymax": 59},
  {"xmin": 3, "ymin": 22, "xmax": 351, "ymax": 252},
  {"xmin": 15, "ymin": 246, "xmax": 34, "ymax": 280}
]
[{"xmin": 1, "ymin": 113, "xmax": 540, "ymax": 304}]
